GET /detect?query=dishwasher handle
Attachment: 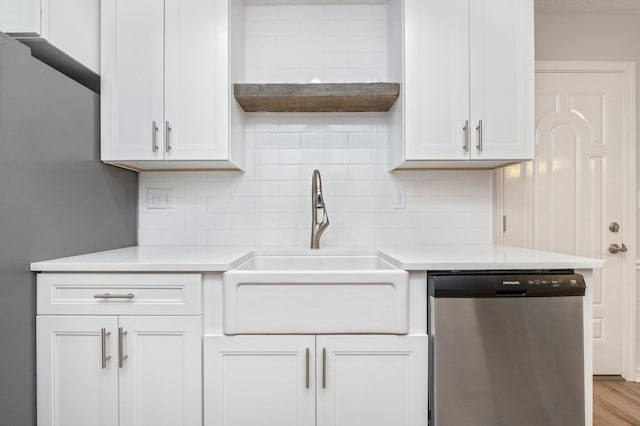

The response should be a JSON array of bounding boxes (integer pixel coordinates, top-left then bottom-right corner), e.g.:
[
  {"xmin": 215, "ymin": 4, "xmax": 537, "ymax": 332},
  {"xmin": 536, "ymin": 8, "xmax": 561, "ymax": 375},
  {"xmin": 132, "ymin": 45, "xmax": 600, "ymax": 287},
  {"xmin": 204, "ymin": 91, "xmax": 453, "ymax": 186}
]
[{"xmin": 496, "ymin": 289, "xmax": 527, "ymax": 297}]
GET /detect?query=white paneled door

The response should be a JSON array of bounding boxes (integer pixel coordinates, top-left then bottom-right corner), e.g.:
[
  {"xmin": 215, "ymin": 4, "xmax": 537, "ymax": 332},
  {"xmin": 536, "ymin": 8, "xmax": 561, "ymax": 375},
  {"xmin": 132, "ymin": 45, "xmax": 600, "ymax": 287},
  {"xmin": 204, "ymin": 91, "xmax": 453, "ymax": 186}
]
[
  {"xmin": 498, "ymin": 65, "xmax": 633, "ymax": 375},
  {"xmin": 37, "ymin": 316, "xmax": 119, "ymax": 426},
  {"xmin": 205, "ymin": 335, "xmax": 316, "ymax": 426}
]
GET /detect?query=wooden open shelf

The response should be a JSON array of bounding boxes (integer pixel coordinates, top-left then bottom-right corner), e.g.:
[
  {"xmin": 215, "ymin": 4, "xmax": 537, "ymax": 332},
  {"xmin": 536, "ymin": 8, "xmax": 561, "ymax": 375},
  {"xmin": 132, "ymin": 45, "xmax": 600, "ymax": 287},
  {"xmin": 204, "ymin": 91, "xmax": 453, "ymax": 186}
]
[{"xmin": 234, "ymin": 82, "xmax": 400, "ymax": 113}]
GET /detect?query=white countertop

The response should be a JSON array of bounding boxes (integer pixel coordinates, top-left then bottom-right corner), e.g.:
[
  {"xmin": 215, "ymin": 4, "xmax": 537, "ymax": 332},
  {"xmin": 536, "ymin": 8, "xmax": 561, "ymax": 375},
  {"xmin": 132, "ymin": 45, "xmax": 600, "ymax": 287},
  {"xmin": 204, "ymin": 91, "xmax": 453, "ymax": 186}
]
[{"xmin": 30, "ymin": 245, "xmax": 603, "ymax": 272}]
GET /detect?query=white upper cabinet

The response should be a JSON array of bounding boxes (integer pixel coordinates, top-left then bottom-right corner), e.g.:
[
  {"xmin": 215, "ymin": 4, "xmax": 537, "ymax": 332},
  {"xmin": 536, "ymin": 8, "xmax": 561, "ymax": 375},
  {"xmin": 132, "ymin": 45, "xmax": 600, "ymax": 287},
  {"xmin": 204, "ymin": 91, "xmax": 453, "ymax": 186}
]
[
  {"xmin": 0, "ymin": 0, "xmax": 100, "ymax": 87},
  {"xmin": 393, "ymin": 0, "xmax": 534, "ymax": 169},
  {"xmin": 101, "ymin": 0, "xmax": 244, "ymax": 171},
  {"xmin": 0, "ymin": 0, "xmax": 40, "ymax": 34}
]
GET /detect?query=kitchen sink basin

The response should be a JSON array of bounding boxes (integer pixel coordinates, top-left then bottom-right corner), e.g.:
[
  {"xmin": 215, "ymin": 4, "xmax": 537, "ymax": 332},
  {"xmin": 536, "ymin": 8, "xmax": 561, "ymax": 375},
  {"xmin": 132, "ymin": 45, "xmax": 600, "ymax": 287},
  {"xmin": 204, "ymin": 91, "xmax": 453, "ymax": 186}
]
[
  {"xmin": 235, "ymin": 254, "xmax": 397, "ymax": 271},
  {"xmin": 223, "ymin": 253, "xmax": 409, "ymax": 334}
]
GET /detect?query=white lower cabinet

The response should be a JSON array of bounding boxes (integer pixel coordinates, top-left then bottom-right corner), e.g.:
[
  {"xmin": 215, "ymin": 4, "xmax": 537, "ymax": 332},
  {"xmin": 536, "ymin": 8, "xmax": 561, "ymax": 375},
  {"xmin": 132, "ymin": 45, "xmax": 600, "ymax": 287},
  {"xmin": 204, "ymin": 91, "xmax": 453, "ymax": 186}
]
[
  {"xmin": 37, "ymin": 315, "xmax": 202, "ymax": 426},
  {"xmin": 205, "ymin": 334, "xmax": 428, "ymax": 426},
  {"xmin": 37, "ymin": 316, "xmax": 119, "ymax": 426},
  {"xmin": 36, "ymin": 272, "xmax": 204, "ymax": 426},
  {"xmin": 317, "ymin": 335, "xmax": 428, "ymax": 426}
]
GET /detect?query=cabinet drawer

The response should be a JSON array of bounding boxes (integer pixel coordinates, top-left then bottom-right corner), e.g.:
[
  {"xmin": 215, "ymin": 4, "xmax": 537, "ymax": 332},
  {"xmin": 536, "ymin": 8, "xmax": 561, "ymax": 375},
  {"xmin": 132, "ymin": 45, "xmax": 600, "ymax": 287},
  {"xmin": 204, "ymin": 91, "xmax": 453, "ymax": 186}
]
[{"xmin": 37, "ymin": 273, "xmax": 201, "ymax": 315}]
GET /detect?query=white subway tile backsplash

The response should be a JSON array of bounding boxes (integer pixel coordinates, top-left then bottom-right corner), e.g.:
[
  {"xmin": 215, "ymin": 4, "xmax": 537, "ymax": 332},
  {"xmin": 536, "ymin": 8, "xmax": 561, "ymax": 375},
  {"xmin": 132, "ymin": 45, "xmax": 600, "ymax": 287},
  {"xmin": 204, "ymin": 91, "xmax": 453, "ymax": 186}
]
[
  {"xmin": 207, "ymin": 198, "xmax": 254, "ymax": 214},
  {"xmin": 278, "ymin": 149, "xmax": 325, "ymax": 165},
  {"xmin": 301, "ymin": 164, "xmax": 350, "ymax": 181},
  {"xmin": 245, "ymin": 4, "xmax": 389, "ymax": 84},
  {"xmin": 245, "ymin": 5, "xmax": 277, "ymax": 21},
  {"xmin": 231, "ymin": 214, "xmax": 280, "ymax": 229},
  {"xmin": 348, "ymin": 164, "xmax": 383, "ymax": 180},
  {"xmin": 232, "ymin": 181, "xmax": 279, "ymax": 198},
  {"xmin": 254, "ymin": 165, "xmax": 301, "ymax": 181},
  {"xmin": 252, "ymin": 149, "xmax": 279, "ymax": 165},
  {"xmin": 139, "ymin": 114, "xmax": 492, "ymax": 247},
  {"xmin": 137, "ymin": 4, "xmax": 493, "ymax": 248},
  {"xmin": 170, "ymin": 197, "xmax": 207, "ymax": 214},
  {"xmin": 278, "ymin": 181, "xmax": 309, "ymax": 197},
  {"xmin": 139, "ymin": 213, "xmax": 185, "ymax": 230},
  {"xmin": 325, "ymin": 148, "xmax": 375, "ymax": 165},
  {"xmin": 276, "ymin": 69, "xmax": 323, "ymax": 84},
  {"xmin": 349, "ymin": 133, "xmax": 386, "ymax": 148},
  {"xmin": 254, "ymin": 197, "xmax": 306, "ymax": 214},
  {"xmin": 139, "ymin": 229, "xmax": 207, "ymax": 246},
  {"xmin": 301, "ymin": 133, "xmax": 348, "ymax": 148},
  {"xmin": 347, "ymin": 51, "xmax": 387, "ymax": 69},
  {"xmin": 185, "ymin": 213, "xmax": 231, "ymax": 230},
  {"xmin": 277, "ymin": 213, "xmax": 309, "ymax": 230},
  {"xmin": 372, "ymin": 149, "xmax": 386, "ymax": 164},
  {"xmin": 323, "ymin": 180, "xmax": 372, "ymax": 197},
  {"xmin": 370, "ymin": 68, "xmax": 388, "ymax": 82},
  {"xmin": 255, "ymin": 133, "xmax": 301, "ymax": 149},
  {"xmin": 323, "ymin": 68, "xmax": 372, "ymax": 83},
  {"xmin": 185, "ymin": 181, "xmax": 232, "ymax": 198}
]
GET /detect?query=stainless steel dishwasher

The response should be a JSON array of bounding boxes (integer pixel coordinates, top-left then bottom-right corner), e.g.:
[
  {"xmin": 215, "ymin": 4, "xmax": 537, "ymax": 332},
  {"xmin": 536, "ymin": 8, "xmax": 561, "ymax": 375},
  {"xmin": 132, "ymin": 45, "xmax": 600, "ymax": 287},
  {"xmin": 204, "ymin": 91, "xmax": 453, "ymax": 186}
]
[{"xmin": 428, "ymin": 270, "xmax": 585, "ymax": 426}]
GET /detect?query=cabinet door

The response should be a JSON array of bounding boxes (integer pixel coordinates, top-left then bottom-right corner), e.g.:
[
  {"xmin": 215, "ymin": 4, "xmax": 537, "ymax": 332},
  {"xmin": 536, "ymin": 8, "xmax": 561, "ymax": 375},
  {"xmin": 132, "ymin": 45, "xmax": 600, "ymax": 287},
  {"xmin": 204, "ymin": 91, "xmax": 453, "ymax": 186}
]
[
  {"xmin": 0, "ymin": 0, "xmax": 40, "ymax": 34},
  {"xmin": 118, "ymin": 316, "xmax": 202, "ymax": 426},
  {"xmin": 404, "ymin": 0, "xmax": 470, "ymax": 160},
  {"xmin": 317, "ymin": 335, "xmax": 428, "ymax": 426},
  {"xmin": 164, "ymin": 0, "xmax": 229, "ymax": 160},
  {"xmin": 205, "ymin": 335, "xmax": 316, "ymax": 426},
  {"xmin": 469, "ymin": 0, "xmax": 534, "ymax": 160},
  {"xmin": 37, "ymin": 316, "xmax": 119, "ymax": 426},
  {"xmin": 41, "ymin": 0, "xmax": 101, "ymax": 73},
  {"xmin": 101, "ymin": 0, "xmax": 165, "ymax": 161}
]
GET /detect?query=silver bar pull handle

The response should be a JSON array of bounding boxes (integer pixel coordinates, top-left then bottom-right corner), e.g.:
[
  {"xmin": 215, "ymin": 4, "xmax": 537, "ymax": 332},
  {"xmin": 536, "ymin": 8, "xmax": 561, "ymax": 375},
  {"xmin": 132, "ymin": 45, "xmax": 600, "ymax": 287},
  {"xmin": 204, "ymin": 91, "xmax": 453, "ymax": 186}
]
[
  {"xmin": 305, "ymin": 347, "xmax": 310, "ymax": 389},
  {"xmin": 152, "ymin": 121, "xmax": 159, "ymax": 152},
  {"xmin": 94, "ymin": 293, "xmax": 135, "ymax": 299},
  {"xmin": 118, "ymin": 327, "xmax": 128, "ymax": 368},
  {"xmin": 462, "ymin": 120, "xmax": 469, "ymax": 152},
  {"xmin": 476, "ymin": 120, "xmax": 483, "ymax": 151},
  {"xmin": 165, "ymin": 121, "xmax": 172, "ymax": 152},
  {"xmin": 322, "ymin": 348, "xmax": 326, "ymax": 389},
  {"xmin": 101, "ymin": 328, "xmax": 111, "ymax": 369}
]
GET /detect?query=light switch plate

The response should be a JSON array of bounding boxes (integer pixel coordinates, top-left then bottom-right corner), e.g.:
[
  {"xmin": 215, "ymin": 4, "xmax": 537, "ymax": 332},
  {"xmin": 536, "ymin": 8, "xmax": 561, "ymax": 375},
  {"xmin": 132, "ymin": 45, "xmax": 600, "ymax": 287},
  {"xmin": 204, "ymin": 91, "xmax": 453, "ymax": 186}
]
[
  {"xmin": 147, "ymin": 188, "xmax": 172, "ymax": 209},
  {"xmin": 394, "ymin": 190, "xmax": 406, "ymax": 209}
]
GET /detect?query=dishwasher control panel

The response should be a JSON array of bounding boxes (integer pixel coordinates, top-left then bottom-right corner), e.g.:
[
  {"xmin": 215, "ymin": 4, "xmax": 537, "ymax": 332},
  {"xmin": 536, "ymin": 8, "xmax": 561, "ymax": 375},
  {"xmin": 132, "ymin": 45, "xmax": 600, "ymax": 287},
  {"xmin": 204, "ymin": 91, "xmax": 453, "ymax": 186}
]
[{"xmin": 428, "ymin": 271, "xmax": 586, "ymax": 298}]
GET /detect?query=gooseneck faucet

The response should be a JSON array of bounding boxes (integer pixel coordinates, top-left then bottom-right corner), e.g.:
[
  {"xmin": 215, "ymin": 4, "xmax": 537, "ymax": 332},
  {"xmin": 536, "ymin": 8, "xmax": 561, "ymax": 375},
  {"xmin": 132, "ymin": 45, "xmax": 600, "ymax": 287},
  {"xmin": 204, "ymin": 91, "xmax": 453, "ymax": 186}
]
[{"xmin": 311, "ymin": 169, "xmax": 329, "ymax": 249}]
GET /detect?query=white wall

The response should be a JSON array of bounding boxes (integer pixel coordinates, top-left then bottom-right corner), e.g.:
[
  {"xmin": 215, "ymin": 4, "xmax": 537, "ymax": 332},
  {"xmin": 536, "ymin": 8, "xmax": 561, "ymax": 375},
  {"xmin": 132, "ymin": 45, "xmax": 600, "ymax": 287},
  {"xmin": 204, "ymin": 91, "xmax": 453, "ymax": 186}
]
[
  {"xmin": 137, "ymin": 3, "xmax": 493, "ymax": 248},
  {"xmin": 535, "ymin": 12, "xmax": 640, "ymax": 377}
]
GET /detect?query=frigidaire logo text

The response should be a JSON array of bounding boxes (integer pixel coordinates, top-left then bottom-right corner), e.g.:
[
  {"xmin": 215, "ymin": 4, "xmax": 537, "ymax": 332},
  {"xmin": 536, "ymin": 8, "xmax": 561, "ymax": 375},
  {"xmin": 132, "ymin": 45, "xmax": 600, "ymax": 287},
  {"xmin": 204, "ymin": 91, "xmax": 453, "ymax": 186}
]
[{"xmin": 502, "ymin": 281, "xmax": 520, "ymax": 285}]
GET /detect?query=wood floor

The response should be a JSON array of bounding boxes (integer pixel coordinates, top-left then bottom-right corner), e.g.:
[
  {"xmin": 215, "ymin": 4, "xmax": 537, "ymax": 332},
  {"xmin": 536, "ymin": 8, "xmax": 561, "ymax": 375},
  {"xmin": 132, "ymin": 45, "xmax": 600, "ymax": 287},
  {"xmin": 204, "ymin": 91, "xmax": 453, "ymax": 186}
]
[{"xmin": 594, "ymin": 377, "xmax": 640, "ymax": 425}]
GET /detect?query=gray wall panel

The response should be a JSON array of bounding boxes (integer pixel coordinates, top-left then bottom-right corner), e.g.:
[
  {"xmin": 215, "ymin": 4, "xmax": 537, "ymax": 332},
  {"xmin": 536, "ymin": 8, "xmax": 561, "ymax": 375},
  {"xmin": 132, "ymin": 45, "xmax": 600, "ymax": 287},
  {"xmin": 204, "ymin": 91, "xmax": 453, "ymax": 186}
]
[{"xmin": 0, "ymin": 34, "xmax": 137, "ymax": 425}]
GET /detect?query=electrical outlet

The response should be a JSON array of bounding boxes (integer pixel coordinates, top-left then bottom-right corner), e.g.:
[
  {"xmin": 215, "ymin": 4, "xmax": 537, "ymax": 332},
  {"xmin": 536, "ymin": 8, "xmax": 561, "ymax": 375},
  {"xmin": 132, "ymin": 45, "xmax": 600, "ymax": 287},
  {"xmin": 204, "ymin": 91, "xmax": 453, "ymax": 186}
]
[
  {"xmin": 147, "ymin": 188, "xmax": 172, "ymax": 209},
  {"xmin": 394, "ymin": 190, "xmax": 406, "ymax": 209}
]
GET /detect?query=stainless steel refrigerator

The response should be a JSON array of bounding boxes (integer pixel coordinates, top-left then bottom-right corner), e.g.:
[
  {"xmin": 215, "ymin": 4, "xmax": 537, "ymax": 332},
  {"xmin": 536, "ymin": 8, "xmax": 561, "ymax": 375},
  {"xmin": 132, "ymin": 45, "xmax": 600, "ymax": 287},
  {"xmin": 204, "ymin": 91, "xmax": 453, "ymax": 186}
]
[{"xmin": 0, "ymin": 33, "xmax": 137, "ymax": 425}]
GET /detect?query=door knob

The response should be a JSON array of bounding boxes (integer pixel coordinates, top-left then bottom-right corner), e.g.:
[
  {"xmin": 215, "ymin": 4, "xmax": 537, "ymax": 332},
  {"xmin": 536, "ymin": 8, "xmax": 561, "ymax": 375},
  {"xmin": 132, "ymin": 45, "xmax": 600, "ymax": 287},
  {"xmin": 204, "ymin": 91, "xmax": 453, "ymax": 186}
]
[{"xmin": 608, "ymin": 243, "xmax": 628, "ymax": 254}]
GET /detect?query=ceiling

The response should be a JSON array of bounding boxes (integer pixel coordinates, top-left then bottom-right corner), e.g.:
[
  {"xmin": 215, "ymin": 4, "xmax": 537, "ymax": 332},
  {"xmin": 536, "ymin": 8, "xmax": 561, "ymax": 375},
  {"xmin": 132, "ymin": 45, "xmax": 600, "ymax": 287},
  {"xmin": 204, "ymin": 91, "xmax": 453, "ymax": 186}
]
[{"xmin": 535, "ymin": 0, "xmax": 640, "ymax": 14}]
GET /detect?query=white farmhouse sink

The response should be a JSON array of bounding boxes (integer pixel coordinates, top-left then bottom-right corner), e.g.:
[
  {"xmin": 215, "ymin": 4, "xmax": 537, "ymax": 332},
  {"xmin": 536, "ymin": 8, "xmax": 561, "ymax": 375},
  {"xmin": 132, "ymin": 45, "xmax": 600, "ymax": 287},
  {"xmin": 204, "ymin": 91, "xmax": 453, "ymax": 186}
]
[{"xmin": 223, "ymin": 254, "xmax": 409, "ymax": 334}]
